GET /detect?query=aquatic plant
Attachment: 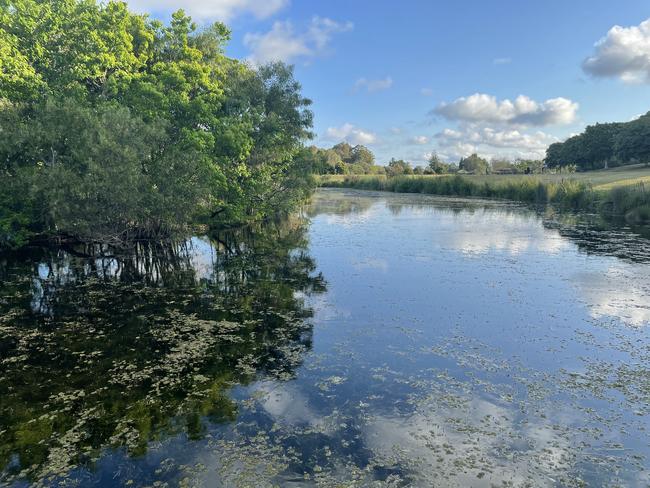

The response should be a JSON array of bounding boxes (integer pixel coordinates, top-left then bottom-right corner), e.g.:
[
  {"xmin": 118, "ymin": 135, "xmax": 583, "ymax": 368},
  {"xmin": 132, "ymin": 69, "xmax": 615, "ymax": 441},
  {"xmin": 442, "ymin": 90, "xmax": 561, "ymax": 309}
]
[{"xmin": 0, "ymin": 218, "xmax": 325, "ymax": 484}]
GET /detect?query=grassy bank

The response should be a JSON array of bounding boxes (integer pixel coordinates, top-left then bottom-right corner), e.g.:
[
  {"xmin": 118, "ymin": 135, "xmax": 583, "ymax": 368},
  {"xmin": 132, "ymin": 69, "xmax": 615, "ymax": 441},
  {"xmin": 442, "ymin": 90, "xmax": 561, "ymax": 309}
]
[{"xmin": 319, "ymin": 166, "xmax": 650, "ymax": 224}]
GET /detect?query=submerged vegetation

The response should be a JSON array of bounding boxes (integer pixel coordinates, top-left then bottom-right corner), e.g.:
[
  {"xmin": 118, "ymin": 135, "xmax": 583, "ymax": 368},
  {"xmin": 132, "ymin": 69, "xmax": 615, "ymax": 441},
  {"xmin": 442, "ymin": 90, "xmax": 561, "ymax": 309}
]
[
  {"xmin": 320, "ymin": 172, "xmax": 650, "ymax": 224},
  {"xmin": 0, "ymin": 0, "xmax": 315, "ymax": 249},
  {"xmin": 0, "ymin": 217, "xmax": 325, "ymax": 484}
]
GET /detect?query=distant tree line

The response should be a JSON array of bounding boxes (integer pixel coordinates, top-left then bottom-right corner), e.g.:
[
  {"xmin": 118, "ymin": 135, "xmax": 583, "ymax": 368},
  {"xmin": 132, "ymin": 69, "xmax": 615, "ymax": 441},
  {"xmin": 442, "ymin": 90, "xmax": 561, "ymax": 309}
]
[
  {"xmin": 309, "ymin": 145, "xmax": 545, "ymax": 177},
  {"xmin": 545, "ymin": 112, "xmax": 650, "ymax": 170},
  {"xmin": 299, "ymin": 142, "xmax": 384, "ymax": 175}
]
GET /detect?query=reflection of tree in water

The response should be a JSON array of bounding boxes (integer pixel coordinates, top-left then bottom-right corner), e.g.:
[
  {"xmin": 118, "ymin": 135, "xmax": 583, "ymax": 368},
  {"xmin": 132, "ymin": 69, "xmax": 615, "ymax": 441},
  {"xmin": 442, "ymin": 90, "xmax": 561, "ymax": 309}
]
[
  {"xmin": 311, "ymin": 188, "xmax": 526, "ymax": 219},
  {"xmin": 305, "ymin": 189, "xmax": 375, "ymax": 217},
  {"xmin": 313, "ymin": 189, "xmax": 650, "ymax": 263},
  {"xmin": 0, "ymin": 216, "xmax": 325, "ymax": 484},
  {"xmin": 541, "ymin": 209, "xmax": 650, "ymax": 264}
]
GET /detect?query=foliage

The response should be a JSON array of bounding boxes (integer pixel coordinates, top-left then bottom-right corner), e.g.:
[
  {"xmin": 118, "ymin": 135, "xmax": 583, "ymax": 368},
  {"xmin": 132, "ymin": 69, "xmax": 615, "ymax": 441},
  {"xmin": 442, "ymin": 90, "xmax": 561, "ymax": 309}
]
[
  {"xmin": 0, "ymin": 0, "xmax": 314, "ymax": 248},
  {"xmin": 458, "ymin": 153, "xmax": 490, "ymax": 174},
  {"xmin": 489, "ymin": 158, "xmax": 545, "ymax": 174},
  {"xmin": 546, "ymin": 113, "xmax": 650, "ymax": 170},
  {"xmin": 302, "ymin": 142, "xmax": 379, "ymax": 175},
  {"xmin": 386, "ymin": 158, "xmax": 413, "ymax": 176},
  {"xmin": 514, "ymin": 158, "xmax": 545, "ymax": 174},
  {"xmin": 427, "ymin": 152, "xmax": 452, "ymax": 174}
]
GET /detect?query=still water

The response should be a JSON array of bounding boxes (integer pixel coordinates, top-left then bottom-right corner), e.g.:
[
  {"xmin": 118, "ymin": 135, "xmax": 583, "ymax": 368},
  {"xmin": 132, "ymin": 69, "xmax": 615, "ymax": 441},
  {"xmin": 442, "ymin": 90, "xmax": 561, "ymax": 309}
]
[{"xmin": 1, "ymin": 189, "xmax": 649, "ymax": 487}]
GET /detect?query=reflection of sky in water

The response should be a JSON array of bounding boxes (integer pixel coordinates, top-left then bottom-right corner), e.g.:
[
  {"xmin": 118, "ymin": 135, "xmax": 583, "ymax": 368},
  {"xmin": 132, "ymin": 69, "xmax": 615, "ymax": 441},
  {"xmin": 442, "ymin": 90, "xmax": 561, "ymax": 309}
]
[
  {"xmin": 167, "ymin": 189, "xmax": 649, "ymax": 486},
  {"xmin": 573, "ymin": 266, "xmax": 650, "ymax": 327},
  {"xmin": 10, "ymin": 189, "xmax": 650, "ymax": 487},
  {"xmin": 294, "ymin": 190, "xmax": 648, "ymax": 485}
]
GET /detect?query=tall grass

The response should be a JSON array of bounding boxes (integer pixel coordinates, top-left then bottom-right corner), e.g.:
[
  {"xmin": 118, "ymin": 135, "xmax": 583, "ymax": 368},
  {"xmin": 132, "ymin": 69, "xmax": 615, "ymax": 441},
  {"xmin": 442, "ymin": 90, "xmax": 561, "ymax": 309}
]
[
  {"xmin": 606, "ymin": 182, "xmax": 650, "ymax": 223},
  {"xmin": 320, "ymin": 175, "xmax": 650, "ymax": 223}
]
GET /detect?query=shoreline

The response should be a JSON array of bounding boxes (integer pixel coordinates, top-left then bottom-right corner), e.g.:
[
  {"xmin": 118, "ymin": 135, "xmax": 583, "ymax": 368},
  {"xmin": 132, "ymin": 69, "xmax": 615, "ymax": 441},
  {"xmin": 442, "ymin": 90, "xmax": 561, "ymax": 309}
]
[{"xmin": 319, "ymin": 174, "xmax": 650, "ymax": 224}]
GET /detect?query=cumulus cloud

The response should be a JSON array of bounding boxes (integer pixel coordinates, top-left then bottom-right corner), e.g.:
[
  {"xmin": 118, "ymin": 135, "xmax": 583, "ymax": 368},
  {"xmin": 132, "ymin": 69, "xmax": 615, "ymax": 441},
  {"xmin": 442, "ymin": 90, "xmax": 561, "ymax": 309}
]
[
  {"xmin": 434, "ymin": 126, "xmax": 557, "ymax": 160},
  {"xmin": 437, "ymin": 127, "xmax": 556, "ymax": 150},
  {"xmin": 583, "ymin": 18, "xmax": 650, "ymax": 84},
  {"xmin": 325, "ymin": 123, "xmax": 377, "ymax": 145},
  {"xmin": 433, "ymin": 93, "xmax": 578, "ymax": 126},
  {"xmin": 353, "ymin": 77, "xmax": 393, "ymax": 93},
  {"xmin": 244, "ymin": 16, "xmax": 353, "ymax": 66},
  {"xmin": 128, "ymin": 0, "xmax": 288, "ymax": 21}
]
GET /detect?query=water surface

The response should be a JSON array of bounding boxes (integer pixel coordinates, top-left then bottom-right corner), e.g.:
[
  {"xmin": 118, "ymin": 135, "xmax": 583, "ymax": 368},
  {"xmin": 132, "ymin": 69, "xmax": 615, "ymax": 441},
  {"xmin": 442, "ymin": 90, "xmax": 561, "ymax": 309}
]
[{"xmin": 1, "ymin": 189, "xmax": 649, "ymax": 487}]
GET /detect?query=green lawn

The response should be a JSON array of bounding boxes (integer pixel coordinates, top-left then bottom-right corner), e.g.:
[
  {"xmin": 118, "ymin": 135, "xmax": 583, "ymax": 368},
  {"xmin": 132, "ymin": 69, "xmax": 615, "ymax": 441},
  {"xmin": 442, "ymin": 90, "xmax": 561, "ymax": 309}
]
[{"xmin": 464, "ymin": 164, "xmax": 650, "ymax": 189}]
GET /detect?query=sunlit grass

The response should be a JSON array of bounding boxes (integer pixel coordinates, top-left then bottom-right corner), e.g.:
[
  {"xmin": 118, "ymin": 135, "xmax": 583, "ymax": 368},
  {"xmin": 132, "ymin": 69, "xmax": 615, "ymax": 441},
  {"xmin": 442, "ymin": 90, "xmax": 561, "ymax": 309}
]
[{"xmin": 319, "ymin": 163, "xmax": 650, "ymax": 188}]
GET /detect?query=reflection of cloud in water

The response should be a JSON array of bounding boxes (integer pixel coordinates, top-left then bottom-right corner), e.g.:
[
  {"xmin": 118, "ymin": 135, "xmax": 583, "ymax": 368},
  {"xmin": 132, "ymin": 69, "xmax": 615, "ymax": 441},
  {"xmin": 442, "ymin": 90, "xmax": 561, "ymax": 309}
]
[
  {"xmin": 574, "ymin": 265, "xmax": 650, "ymax": 327},
  {"xmin": 315, "ymin": 192, "xmax": 570, "ymax": 257},
  {"xmin": 364, "ymin": 397, "xmax": 573, "ymax": 487},
  {"xmin": 256, "ymin": 381, "xmax": 327, "ymax": 429},
  {"xmin": 193, "ymin": 389, "xmax": 584, "ymax": 487},
  {"xmin": 440, "ymin": 211, "xmax": 570, "ymax": 256}
]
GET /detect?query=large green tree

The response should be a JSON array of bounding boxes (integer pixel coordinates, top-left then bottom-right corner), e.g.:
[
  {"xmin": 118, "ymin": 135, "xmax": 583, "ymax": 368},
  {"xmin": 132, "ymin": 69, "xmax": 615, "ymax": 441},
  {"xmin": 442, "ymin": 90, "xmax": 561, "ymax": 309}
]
[
  {"xmin": 545, "ymin": 112, "xmax": 650, "ymax": 169},
  {"xmin": 386, "ymin": 158, "xmax": 413, "ymax": 176},
  {"xmin": 0, "ymin": 0, "xmax": 314, "ymax": 248},
  {"xmin": 458, "ymin": 153, "xmax": 489, "ymax": 174},
  {"xmin": 614, "ymin": 113, "xmax": 650, "ymax": 166},
  {"xmin": 428, "ymin": 152, "xmax": 451, "ymax": 174}
]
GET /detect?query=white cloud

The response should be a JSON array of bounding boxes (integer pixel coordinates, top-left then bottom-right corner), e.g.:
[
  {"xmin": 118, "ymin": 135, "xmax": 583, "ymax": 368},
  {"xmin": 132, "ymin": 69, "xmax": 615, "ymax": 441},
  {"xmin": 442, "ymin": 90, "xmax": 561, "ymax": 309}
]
[
  {"xmin": 128, "ymin": 0, "xmax": 288, "ymax": 21},
  {"xmin": 420, "ymin": 88, "xmax": 433, "ymax": 96},
  {"xmin": 493, "ymin": 57, "xmax": 512, "ymax": 65},
  {"xmin": 325, "ymin": 123, "xmax": 377, "ymax": 145},
  {"xmin": 354, "ymin": 77, "xmax": 393, "ymax": 93},
  {"xmin": 433, "ymin": 93, "xmax": 578, "ymax": 126},
  {"xmin": 438, "ymin": 127, "xmax": 556, "ymax": 150},
  {"xmin": 434, "ymin": 126, "xmax": 557, "ymax": 160},
  {"xmin": 244, "ymin": 16, "xmax": 353, "ymax": 66},
  {"xmin": 583, "ymin": 18, "xmax": 650, "ymax": 84},
  {"xmin": 410, "ymin": 135, "xmax": 429, "ymax": 145}
]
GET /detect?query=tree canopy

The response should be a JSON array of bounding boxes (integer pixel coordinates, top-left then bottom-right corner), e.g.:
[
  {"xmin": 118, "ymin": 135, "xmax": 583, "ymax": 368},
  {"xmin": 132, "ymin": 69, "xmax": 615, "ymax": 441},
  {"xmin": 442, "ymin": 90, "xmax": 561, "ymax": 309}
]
[
  {"xmin": 545, "ymin": 113, "xmax": 650, "ymax": 170},
  {"xmin": 0, "ymin": 0, "xmax": 314, "ymax": 248},
  {"xmin": 458, "ymin": 153, "xmax": 489, "ymax": 174},
  {"xmin": 428, "ymin": 153, "xmax": 452, "ymax": 174},
  {"xmin": 299, "ymin": 142, "xmax": 381, "ymax": 175}
]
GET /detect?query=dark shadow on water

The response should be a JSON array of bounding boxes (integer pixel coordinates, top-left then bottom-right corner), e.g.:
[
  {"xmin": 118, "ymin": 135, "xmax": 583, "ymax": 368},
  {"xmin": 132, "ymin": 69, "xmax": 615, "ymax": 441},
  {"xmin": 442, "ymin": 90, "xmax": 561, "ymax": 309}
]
[{"xmin": 0, "ymin": 216, "xmax": 326, "ymax": 484}]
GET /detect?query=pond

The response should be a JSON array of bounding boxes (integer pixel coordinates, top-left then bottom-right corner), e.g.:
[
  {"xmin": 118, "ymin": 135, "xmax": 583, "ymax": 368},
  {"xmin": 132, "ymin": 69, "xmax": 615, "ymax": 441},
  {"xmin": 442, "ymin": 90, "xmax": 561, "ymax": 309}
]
[{"xmin": 1, "ymin": 188, "xmax": 649, "ymax": 487}]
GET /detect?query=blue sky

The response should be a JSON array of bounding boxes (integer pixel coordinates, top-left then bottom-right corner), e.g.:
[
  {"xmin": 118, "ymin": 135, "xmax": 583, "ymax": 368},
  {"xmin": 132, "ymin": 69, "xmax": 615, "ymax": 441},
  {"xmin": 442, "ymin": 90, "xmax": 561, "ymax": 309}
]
[{"xmin": 130, "ymin": 0, "xmax": 650, "ymax": 164}]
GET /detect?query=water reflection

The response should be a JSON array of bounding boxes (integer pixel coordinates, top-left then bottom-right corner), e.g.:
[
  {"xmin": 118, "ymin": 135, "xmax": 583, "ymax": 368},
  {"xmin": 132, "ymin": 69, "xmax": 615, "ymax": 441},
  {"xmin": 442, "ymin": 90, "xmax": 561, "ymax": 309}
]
[
  {"xmin": 1, "ymin": 189, "xmax": 649, "ymax": 487},
  {"xmin": 573, "ymin": 265, "xmax": 650, "ymax": 327},
  {"xmin": 0, "ymin": 217, "xmax": 325, "ymax": 485}
]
